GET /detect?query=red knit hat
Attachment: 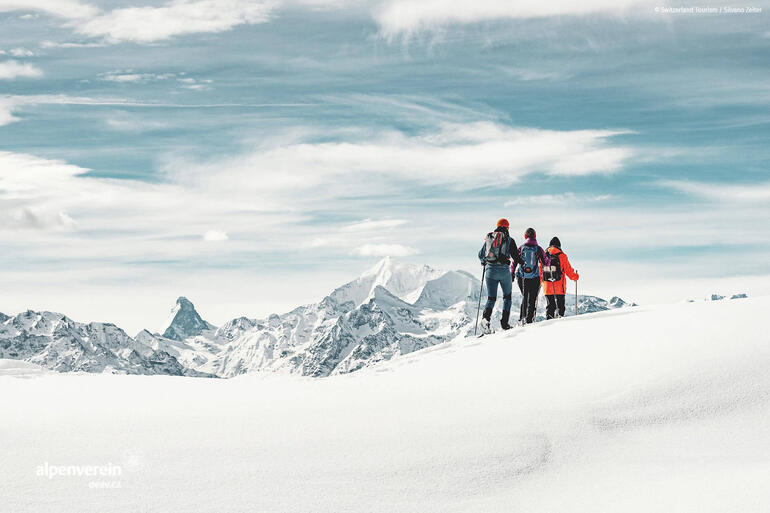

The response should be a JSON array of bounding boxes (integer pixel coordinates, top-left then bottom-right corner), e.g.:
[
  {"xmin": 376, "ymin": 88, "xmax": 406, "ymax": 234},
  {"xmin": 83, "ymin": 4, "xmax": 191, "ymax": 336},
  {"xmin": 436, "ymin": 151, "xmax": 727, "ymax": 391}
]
[{"xmin": 496, "ymin": 218, "xmax": 509, "ymax": 228}]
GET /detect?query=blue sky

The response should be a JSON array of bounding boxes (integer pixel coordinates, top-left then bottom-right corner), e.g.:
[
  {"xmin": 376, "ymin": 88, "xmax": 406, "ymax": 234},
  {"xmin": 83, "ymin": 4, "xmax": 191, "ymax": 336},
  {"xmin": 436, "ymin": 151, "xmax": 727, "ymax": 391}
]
[{"xmin": 1, "ymin": 0, "xmax": 769, "ymax": 332}]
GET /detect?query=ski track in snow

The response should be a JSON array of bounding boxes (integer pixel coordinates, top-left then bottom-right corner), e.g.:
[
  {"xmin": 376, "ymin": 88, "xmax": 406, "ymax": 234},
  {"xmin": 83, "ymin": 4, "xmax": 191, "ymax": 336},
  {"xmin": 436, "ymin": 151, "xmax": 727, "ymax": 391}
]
[{"xmin": 2, "ymin": 297, "xmax": 770, "ymax": 512}]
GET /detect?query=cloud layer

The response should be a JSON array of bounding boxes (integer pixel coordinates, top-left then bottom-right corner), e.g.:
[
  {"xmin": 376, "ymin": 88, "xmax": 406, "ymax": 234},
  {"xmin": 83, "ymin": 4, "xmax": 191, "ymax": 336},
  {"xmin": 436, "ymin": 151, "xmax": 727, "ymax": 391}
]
[
  {"xmin": 0, "ymin": 60, "xmax": 43, "ymax": 79},
  {"xmin": 1, "ymin": 0, "xmax": 273, "ymax": 43},
  {"xmin": 164, "ymin": 122, "xmax": 633, "ymax": 201},
  {"xmin": 353, "ymin": 243, "xmax": 418, "ymax": 257},
  {"xmin": 76, "ymin": 0, "xmax": 273, "ymax": 43},
  {"xmin": 1, "ymin": 0, "xmax": 665, "ymax": 45},
  {"xmin": 374, "ymin": 0, "xmax": 654, "ymax": 38},
  {"xmin": 0, "ymin": 117, "xmax": 635, "ymax": 262},
  {"xmin": 662, "ymin": 180, "xmax": 770, "ymax": 203}
]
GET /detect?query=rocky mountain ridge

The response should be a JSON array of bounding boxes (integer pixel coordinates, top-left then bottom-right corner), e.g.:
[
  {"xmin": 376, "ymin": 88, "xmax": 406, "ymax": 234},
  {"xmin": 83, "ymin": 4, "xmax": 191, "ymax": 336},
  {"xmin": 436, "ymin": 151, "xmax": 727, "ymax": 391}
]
[{"xmin": 1, "ymin": 258, "xmax": 646, "ymax": 377}]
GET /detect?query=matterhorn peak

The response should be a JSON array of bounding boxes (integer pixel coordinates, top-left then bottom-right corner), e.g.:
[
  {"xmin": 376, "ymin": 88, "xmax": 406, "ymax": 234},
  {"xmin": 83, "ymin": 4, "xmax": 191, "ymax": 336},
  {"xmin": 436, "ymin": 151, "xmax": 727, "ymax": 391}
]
[
  {"xmin": 161, "ymin": 297, "xmax": 215, "ymax": 341},
  {"xmin": 175, "ymin": 296, "xmax": 195, "ymax": 309}
]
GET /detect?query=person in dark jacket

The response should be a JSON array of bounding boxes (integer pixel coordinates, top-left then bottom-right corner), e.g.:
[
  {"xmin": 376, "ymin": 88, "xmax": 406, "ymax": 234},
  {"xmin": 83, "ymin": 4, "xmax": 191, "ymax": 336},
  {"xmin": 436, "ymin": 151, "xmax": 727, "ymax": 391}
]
[
  {"xmin": 478, "ymin": 218, "xmax": 525, "ymax": 333},
  {"xmin": 542, "ymin": 236, "xmax": 579, "ymax": 319},
  {"xmin": 514, "ymin": 228, "xmax": 548, "ymax": 324}
]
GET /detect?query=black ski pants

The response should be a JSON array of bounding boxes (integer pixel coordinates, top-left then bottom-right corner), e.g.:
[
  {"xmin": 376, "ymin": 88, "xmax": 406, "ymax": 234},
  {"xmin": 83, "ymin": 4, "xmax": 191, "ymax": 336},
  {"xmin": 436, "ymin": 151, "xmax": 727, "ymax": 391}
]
[
  {"xmin": 546, "ymin": 294, "xmax": 566, "ymax": 319},
  {"xmin": 518, "ymin": 277, "xmax": 540, "ymax": 324}
]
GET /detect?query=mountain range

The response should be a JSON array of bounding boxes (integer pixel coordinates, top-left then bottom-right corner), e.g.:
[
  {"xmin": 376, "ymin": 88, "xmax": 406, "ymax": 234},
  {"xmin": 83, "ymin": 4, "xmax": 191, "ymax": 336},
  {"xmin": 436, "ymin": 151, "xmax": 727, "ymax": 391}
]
[{"xmin": 1, "ymin": 257, "xmax": 638, "ymax": 378}]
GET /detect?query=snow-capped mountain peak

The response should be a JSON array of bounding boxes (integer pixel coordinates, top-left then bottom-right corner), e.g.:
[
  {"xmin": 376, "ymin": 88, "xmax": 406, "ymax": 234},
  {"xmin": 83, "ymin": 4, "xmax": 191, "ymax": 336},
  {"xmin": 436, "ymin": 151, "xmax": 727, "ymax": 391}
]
[
  {"xmin": 0, "ymin": 309, "xmax": 202, "ymax": 376},
  {"xmin": 414, "ymin": 270, "xmax": 479, "ymax": 309},
  {"xmin": 328, "ymin": 257, "xmax": 445, "ymax": 310},
  {"xmin": 161, "ymin": 296, "xmax": 215, "ymax": 341}
]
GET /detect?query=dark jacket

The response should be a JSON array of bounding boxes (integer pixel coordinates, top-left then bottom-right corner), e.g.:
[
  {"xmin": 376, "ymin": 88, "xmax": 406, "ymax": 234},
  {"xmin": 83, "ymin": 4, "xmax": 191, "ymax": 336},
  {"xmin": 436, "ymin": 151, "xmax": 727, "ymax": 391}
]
[{"xmin": 478, "ymin": 227, "xmax": 525, "ymax": 268}]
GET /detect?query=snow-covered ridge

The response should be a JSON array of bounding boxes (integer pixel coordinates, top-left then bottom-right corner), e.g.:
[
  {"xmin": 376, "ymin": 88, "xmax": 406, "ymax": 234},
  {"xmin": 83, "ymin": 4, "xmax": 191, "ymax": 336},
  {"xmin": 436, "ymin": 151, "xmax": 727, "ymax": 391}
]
[
  {"xmin": 0, "ymin": 310, "xmax": 207, "ymax": 377},
  {"xmin": 1, "ymin": 257, "xmax": 637, "ymax": 377}
]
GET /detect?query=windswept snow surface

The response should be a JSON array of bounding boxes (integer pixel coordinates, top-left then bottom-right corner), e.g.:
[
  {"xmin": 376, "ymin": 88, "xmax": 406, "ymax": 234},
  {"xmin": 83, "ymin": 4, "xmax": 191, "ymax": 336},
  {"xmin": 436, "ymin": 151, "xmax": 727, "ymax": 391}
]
[{"xmin": 2, "ymin": 297, "xmax": 770, "ymax": 512}]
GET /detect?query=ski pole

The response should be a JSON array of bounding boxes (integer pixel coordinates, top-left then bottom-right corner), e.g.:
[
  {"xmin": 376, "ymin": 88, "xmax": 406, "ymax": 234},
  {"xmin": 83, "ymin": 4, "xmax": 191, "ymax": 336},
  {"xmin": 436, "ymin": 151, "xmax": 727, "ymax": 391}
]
[
  {"xmin": 474, "ymin": 265, "xmax": 486, "ymax": 336},
  {"xmin": 575, "ymin": 269, "xmax": 578, "ymax": 316}
]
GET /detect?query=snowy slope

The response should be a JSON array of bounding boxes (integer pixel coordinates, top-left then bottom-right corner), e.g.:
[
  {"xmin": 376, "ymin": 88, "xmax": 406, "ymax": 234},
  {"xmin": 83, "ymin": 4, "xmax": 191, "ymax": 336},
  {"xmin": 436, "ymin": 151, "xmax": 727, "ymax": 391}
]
[{"xmin": 2, "ymin": 296, "xmax": 769, "ymax": 512}]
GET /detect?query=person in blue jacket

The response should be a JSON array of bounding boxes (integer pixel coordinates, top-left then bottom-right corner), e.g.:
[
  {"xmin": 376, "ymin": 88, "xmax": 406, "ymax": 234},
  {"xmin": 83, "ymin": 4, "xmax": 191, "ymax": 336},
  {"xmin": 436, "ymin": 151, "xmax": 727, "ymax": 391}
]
[{"xmin": 478, "ymin": 218, "xmax": 525, "ymax": 333}]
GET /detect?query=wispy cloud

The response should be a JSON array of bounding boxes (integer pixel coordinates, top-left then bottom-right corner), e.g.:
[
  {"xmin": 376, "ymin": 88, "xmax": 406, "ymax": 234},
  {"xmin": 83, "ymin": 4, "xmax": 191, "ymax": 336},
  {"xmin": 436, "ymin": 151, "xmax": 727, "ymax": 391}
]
[
  {"xmin": 3, "ymin": 0, "xmax": 273, "ymax": 44},
  {"xmin": 8, "ymin": 47, "xmax": 35, "ymax": 57},
  {"xmin": 105, "ymin": 111, "xmax": 170, "ymax": 132},
  {"xmin": 0, "ymin": 94, "xmax": 131, "ymax": 126},
  {"xmin": 40, "ymin": 40, "xmax": 106, "ymax": 48},
  {"xmin": 0, "ymin": 208, "xmax": 76, "ymax": 231},
  {"xmin": 504, "ymin": 193, "xmax": 612, "ymax": 206},
  {"xmin": 353, "ymin": 243, "xmax": 419, "ymax": 257},
  {"xmin": 661, "ymin": 180, "xmax": 770, "ymax": 203},
  {"xmin": 497, "ymin": 67, "xmax": 570, "ymax": 82},
  {"xmin": 0, "ymin": 0, "xmax": 99, "ymax": 20},
  {"xmin": 0, "ymin": 93, "xmax": 267, "ymax": 128},
  {"xmin": 164, "ymin": 122, "xmax": 634, "ymax": 200},
  {"xmin": 0, "ymin": 60, "xmax": 43, "ymax": 80},
  {"xmin": 308, "ymin": 218, "xmax": 413, "ymax": 254},
  {"xmin": 374, "ymin": 0, "xmax": 654, "ymax": 38},
  {"xmin": 2, "ymin": 0, "xmax": 662, "ymax": 46},
  {"xmin": 98, "ymin": 70, "xmax": 177, "ymax": 83},
  {"xmin": 340, "ymin": 219, "xmax": 409, "ymax": 232},
  {"xmin": 82, "ymin": 0, "xmax": 273, "ymax": 43},
  {"xmin": 203, "ymin": 230, "xmax": 229, "ymax": 242}
]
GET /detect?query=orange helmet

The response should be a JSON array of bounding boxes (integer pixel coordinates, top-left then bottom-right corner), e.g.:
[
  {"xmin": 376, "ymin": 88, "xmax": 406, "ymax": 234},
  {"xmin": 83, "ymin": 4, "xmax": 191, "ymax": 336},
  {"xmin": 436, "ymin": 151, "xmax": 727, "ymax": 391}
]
[{"xmin": 496, "ymin": 218, "xmax": 509, "ymax": 228}]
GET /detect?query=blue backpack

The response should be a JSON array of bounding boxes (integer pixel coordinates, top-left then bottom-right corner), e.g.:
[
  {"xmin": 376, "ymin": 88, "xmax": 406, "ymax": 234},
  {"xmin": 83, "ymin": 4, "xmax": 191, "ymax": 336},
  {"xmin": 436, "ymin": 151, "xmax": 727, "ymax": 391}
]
[{"xmin": 519, "ymin": 245, "xmax": 540, "ymax": 278}]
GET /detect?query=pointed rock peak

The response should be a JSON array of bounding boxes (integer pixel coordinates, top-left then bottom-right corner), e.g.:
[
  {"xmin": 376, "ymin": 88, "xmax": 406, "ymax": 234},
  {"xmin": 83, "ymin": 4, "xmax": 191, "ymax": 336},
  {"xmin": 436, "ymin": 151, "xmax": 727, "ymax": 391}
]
[
  {"xmin": 0, "ymin": 312, "xmax": 8, "ymax": 323},
  {"xmin": 161, "ymin": 296, "xmax": 214, "ymax": 341},
  {"xmin": 175, "ymin": 296, "xmax": 195, "ymax": 309},
  {"xmin": 371, "ymin": 284, "xmax": 401, "ymax": 301}
]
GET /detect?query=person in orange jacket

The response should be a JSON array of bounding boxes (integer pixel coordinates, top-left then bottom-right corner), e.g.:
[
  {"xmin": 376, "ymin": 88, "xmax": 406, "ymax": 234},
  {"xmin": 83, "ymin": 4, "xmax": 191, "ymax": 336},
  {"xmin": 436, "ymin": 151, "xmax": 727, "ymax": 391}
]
[{"xmin": 541, "ymin": 237, "xmax": 579, "ymax": 319}]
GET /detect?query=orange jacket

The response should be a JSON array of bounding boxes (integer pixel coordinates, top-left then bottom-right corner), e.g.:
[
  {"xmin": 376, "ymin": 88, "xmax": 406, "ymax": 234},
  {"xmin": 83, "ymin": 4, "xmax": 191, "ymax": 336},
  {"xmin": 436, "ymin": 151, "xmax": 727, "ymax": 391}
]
[{"xmin": 541, "ymin": 246, "xmax": 579, "ymax": 295}]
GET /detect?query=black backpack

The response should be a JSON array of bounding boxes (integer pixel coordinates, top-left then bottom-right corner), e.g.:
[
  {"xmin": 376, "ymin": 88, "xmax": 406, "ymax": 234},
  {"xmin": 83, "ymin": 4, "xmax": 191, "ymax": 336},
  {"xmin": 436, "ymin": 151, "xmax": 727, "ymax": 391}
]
[
  {"xmin": 483, "ymin": 231, "xmax": 510, "ymax": 264},
  {"xmin": 542, "ymin": 251, "xmax": 563, "ymax": 282}
]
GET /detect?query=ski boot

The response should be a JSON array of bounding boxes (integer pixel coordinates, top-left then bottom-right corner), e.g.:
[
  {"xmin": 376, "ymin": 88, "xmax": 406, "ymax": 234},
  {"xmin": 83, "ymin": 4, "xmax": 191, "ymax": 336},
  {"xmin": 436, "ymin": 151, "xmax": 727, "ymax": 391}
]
[
  {"xmin": 480, "ymin": 307, "xmax": 494, "ymax": 335},
  {"xmin": 500, "ymin": 310, "xmax": 512, "ymax": 331}
]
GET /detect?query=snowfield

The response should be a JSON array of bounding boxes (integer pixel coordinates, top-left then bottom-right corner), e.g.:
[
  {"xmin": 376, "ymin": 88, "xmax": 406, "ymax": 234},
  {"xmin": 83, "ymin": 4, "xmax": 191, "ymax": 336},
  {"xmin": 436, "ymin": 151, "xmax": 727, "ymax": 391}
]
[{"xmin": 2, "ymin": 296, "xmax": 769, "ymax": 512}]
